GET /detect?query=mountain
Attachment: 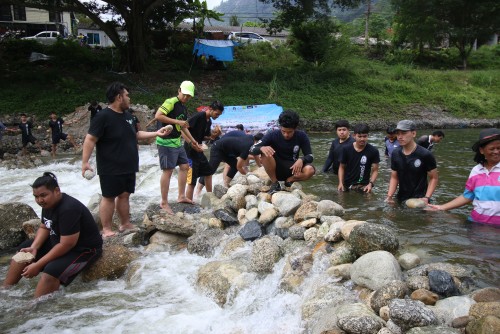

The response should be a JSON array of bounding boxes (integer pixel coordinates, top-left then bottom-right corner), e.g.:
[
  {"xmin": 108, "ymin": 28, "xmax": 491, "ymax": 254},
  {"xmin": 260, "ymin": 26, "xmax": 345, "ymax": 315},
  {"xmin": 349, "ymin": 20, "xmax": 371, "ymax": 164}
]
[{"xmin": 212, "ymin": 0, "xmax": 393, "ymax": 26}]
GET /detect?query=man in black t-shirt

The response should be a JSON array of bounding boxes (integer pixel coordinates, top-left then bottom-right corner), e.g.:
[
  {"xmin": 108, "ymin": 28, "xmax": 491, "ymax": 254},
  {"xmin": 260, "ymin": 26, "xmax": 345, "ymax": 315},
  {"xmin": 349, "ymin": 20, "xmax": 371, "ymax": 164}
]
[
  {"xmin": 250, "ymin": 110, "xmax": 315, "ymax": 194},
  {"xmin": 416, "ymin": 130, "xmax": 445, "ymax": 151},
  {"xmin": 48, "ymin": 112, "xmax": 78, "ymax": 157},
  {"xmin": 386, "ymin": 120, "xmax": 438, "ymax": 203},
  {"xmin": 184, "ymin": 101, "xmax": 224, "ymax": 201},
  {"xmin": 2, "ymin": 172, "xmax": 102, "ymax": 298},
  {"xmin": 322, "ymin": 119, "xmax": 355, "ymax": 175},
  {"xmin": 338, "ymin": 123, "xmax": 380, "ymax": 193},
  {"xmin": 82, "ymin": 82, "xmax": 171, "ymax": 238},
  {"xmin": 88, "ymin": 101, "xmax": 102, "ymax": 121},
  {"xmin": 17, "ymin": 113, "xmax": 41, "ymax": 155}
]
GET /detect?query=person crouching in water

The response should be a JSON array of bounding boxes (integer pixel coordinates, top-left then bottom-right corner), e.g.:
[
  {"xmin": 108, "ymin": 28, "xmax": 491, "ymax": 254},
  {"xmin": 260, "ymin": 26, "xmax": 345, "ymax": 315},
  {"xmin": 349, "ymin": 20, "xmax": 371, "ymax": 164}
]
[{"xmin": 1, "ymin": 172, "xmax": 102, "ymax": 298}]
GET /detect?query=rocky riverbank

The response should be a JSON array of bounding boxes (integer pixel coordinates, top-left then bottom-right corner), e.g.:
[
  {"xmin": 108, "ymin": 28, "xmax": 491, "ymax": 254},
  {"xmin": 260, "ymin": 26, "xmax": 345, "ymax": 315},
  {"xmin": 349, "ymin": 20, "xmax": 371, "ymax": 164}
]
[{"xmin": 1, "ymin": 168, "xmax": 498, "ymax": 334}]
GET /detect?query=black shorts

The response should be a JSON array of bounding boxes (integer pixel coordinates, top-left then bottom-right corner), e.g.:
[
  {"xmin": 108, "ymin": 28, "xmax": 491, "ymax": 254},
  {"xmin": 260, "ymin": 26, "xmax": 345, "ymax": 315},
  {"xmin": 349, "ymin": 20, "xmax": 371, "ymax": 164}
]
[
  {"xmin": 158, "ymin": 145, "xmax": 189, "ymax": 170},
  {"xmin": 22, "ymin": 135, "xmax": 37, "ymax": 147},
  {"xmin": 274, "ymin": 156, "xmax": 315, "ymax": 181},
  {"xmin": 17, "ymin": 239, "xmax": 102, "ymax": 286},
  {"xmin": 185, "ymin": 145, "xmax": 212, "ymax": 186},
  {"xmin": 199, "ymin": 145, "xmax": 237, "ymax": 186},
  {"xmin": 52, "ymin": 132, "xmax": 68, "ymax": 144},
  {"xmin": 99, "ymin": 173, "xmax": 136, "ymax": 198}
]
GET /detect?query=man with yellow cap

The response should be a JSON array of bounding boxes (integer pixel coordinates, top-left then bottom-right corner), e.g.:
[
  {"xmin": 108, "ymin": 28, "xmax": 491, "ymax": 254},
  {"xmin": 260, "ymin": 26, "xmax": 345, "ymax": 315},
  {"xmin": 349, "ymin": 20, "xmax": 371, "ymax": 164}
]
[{"xmin": 154, "ymin": 81, "xmax": 201, "ymax": 214}]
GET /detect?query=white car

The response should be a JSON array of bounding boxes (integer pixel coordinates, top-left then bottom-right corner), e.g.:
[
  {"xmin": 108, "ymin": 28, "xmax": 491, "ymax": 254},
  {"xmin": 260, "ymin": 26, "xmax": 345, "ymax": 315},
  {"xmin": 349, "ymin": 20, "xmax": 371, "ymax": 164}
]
[
  {"xmin": 227, "ymin": 32, "xmax": 270, "ymax": 44},
  {"xmin": 22, "ymin": 31, "xmax": 61, "ymax": 45}
]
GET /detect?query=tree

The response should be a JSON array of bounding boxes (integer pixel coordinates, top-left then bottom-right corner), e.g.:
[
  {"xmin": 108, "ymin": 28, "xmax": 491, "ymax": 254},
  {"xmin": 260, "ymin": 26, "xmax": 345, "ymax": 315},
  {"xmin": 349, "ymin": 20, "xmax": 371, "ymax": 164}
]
[
  {"xmin": 229, "ymin": 15, "xmax": 239, "ymax": 27},
  {"xmin": 7, "ymin": 0, "xmax": 221, "ymax": 72},
  {"xmin": 392, "ymin": 0, "xmax": 500, "ymax": 68}
]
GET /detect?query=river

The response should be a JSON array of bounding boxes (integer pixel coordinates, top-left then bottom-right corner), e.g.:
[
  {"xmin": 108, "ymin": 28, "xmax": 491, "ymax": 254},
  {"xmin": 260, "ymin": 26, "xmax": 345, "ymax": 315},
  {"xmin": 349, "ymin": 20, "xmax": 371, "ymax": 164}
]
[{"xmin": 0, "ymin": 128, "xmax": 498, "ymax": 333}]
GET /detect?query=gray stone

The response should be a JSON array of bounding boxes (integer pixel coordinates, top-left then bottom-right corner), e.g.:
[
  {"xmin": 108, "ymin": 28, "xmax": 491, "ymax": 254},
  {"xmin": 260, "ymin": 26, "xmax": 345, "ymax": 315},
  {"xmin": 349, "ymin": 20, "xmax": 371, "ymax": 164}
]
[
  {"xmin": 238, "ymin": 220, "xmax": 264, "ymax": 241},
  {"xmin": 471, "ymin": 287, "xmax": 500, "ymax": 303},
  {"xmin": 407, "ymin": 275, "xmax": 430, "ymax": 291},
  {"xmin": 280, "ymin": 249, "xmax": 313, "ymax": 293},
  {"xmin": 388, "ymin": 299, "xmax": 438, "ymax": 330},
  {"xmin": 398, "ymin": 253, "xmax": 421, "ymax": 270},
  {"xmin": 327, "ymin": 263, "xmax": 352, "ymax": 280},
  {"xmin": 250, "ymin": 235, "xmax": 282, "ymax": 273},
  {"xmin": 428, "ymin": 270, "xmax": 459, "ymax": 297},
  {"xmin": 258, "ymin": 207, "xmax": 279, "ymax": 225},
  {"xmin": 324, "ymin": 221, "xmax": 346, "ymax": 243},
  {"xmin": 405, "ymin": 326, "xmax": 461, "ymax": 334},
  {"xmin": 349, "ymin": 223, "xmax": 399, "ymax": 256},
  {"xmin": 289, "ymin": 225, "xmax": 306, "ymax": 240},
  {"xmin": 466, "ymin": 315, "xmax": 500, "ymax": 334},
  {"xmin": 370, "ymin": 280, "xmax": 409, "ymax": 313},
  {"xmin": 351, "ymin": 251, "xmax": 403, "ymax": 291},
  {"xmin": 187, "ymin": 228, "xmax": 227, "ymax": 257},
  {"xmin": 245, "ymin": 194, "xmax": 258, "ymax": 210},
  {"xmin": 340, "ymin": 220, "xmax": 365, "ymax": 241},
  {"xmin": 338, "ymin": 316, "xmax": 383, "ymax": 334},
  {"xmin": 213, "ymin": 184, "xmax": 228, "ymax": 198},
  {"xmin": 257, "ymin": 200, "xmax": 274, "ymax": 214},
  {"xmin": 317, "ymin": 200, "xmax": 345, "ymax": 217},
  {"xmin": 328, "ymin": 241, "xmax": 356, "ymax": 266},
  {"xmin": 431, "ymin": 296, "xmax": 476, "ymax": 326},
  {"xmin": 152, "ymin": 211, "xmax": 197, "ymax": 236},
  {"xmin": 213, "ymin": 209, "xmax": 239, "ymax": 227},
  {"xmin": 0, "ymin": 202, "xmax": 38, "ymax": 250},
  {"xmin": 304, "ymin": 227, "xmax": 319, "ymax": 242},
  {"xmin": 271, "ymin": 192, "xmax": 302, "ymax": 217}
]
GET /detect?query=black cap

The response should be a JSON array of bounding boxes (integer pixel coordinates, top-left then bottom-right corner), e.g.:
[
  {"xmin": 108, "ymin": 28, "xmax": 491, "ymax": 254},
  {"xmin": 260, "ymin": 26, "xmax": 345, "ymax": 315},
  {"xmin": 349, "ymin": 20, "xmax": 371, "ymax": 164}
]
[{"xmin": 472, "ymin": 128, "xmax": 500, "ymax": 152}]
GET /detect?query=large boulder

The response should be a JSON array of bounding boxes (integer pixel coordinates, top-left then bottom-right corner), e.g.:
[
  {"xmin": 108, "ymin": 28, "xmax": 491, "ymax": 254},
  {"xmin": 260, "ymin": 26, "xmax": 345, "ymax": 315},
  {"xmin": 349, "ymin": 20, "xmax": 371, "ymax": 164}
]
[
  {"xmin": 187, "ymin": 228, "xmax": 227, "ymax": 257},
  {"xmin": 0, "ymin": 202, "xmax": 38, "ymax": 250},
  {"xmin": 151, "ymin": 211, "xmax": 196, "ymax": 236},
  {"xmin": 388, "ymin": 299, "xmax": 438, "ymax": 331},
  {"xmin": 81, "ymin": 244, "xmax": 139, "ymax": 281},
  {"xmin": 351, "ymin": 251, "xmax": 403, "ymax": 291},
  {"xmin": 250, "ymin": 235, "xmax": 282, "ymax": 273},
  {"xmin": 349, "ymin": 223, "xmax": 399, "ymax": 256}
]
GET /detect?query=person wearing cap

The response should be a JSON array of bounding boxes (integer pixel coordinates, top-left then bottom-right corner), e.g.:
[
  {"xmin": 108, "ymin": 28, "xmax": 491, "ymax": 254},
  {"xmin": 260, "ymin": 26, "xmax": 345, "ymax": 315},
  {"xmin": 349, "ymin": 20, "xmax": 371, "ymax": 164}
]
[
  {"xmin": 428, "ymin": 128, "xmax": 500, "ymax": 225},
  {"xmin": 184, "ymin": 100, "xmax": 224, "ymax": 201},
  {"xmin": 250, "ymin": 110, "xmax": 315, "ymax": 194},
  {"xmin": 82, "ymin": 82, "xmax": 172, "ymax": 238},
  {"xmin": 417, "ymin": 130, "xmax": 445, "ymax": 151},
  {"xmin": 154, "ymin": 80, "xmax": 201, "ymax": 214},
  {"xmin": 322, "ymin": 120, "xmax": 355, "ymax": 175},
  {"xmin": 338, "ymin": 123, "xmax": 380, "ymax": 193},
  {"xmin": 386, "ymin": 120, "xmax": 438, "ymax": 204}
]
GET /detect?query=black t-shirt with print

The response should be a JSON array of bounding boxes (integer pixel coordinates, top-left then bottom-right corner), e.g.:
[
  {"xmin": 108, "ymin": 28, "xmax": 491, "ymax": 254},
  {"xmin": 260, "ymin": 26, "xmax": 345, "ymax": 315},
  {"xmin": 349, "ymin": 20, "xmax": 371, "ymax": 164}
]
[{"xmin": 340, "ymin": 143, "xmax": 380, "ymax": 188}]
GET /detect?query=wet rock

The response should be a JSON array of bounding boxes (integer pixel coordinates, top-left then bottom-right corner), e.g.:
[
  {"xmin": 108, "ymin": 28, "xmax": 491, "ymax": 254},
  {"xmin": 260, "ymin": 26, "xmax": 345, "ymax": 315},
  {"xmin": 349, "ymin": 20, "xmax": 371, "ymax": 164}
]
[
  {"xmin": 426, "ymin": 262, "xmax": 473, "ymax": 278},
  {"xmin": 451, "ymin": 315, "xmax": 474, "ymax": 328},
  {"xmin": 351, "ymin": 251, "xmax": 403, "ymax": 291},
  {"xmin": 410, "ymin": 289, "xmax": 439, "ymax": 305},
  {"xmin": 388, "ymin": 299, "xmax": 438, "ymax": 330},
  {"xmin": 379, "ymin": 306, "xmax": 390, "ymax": 321},
  {"xmin": 213, "ymin": 184, "xmax": 228, "ymax": 198},
  {"xmin": 239, "ymin": 220, "xmax": 264, "ymax": 241},
  {"xmin": 405, "ymin": 198, "xmax": 427, "ymax": 209},
  {"xmin": 250, "ymin": 235, "xmax": 282, "ymax": 273},
  {"xmin": 220, "ymin": 236, "xmax": 247, "ymax": 258},
  {"xmin": 327, "ymin": 264, "xmax": 352, "ymax": 280},
  {"xmin": 405, "ymin": 326, "xmax": 461, "ymax": 334},
  {"xmin": 336, "ymin": 303, "xmax": 385, "ymax": 334},
  {"xmin": 271, "ymin": 192, "xmax": 302, "ymax": 216},
  {"xmin": 431, "ymin": 296, "xmax": 476, "ymax": 325},
  {"xmin": 471, "ymin": 287, "xmax": 500, "ymax": 303},
  {"xmin": 304, "ymin": 227, "xmax": 320, "ymax": 243},
  {"xmin": 147, "ymin": 231, "xmax": 187, "ymax": 251},
  {"xmin": 340, "ymin": 220, "xmax": 365, "ymax": 241},
  {"xmin": 280, "ymin": 249, "xmax": 313, "ymax": 292},
  {"xmin": 398, "ymin": 253, "xmax": 421, "ymax": 270},
  {"xmin": 82, "ymin": 244, "xmax": 138, "ymax": 281},
  {"xmin": 466, "ymin": 315, "xmax": 500, "ymax": 334},
  {"xmin": 187, "ymin": 228, "xmax": 227, "ymax": 257},
  {"xmin": 324, "ymin": 221, "xmax": 346, "ymax": 243},
  {"xmin": 349, "ymin": 223, "xmax": 399, "ymax": 256},
  {"xmin": 213, "ymin": 209, "xmax": 238, "ymax": 227},
  {"xmin": 294, "ymin": 201, "xmax": 318, "ymax": 222},
  {"xmin": 258, "ymin": 207, "xmax": 279, "ymax": 225},
  {"xmin": 152, "ymin": 211, "xmax": 196, "ymax": 236},
  {"xmin": 0, "ymin": 202, "xmax": 38, "ymax": 250},
  {"xmin": 370, "ymin": 280, "xmax": 409, "ymax": 313},
  {"xmin": 317, "ymin": 200, "xmax": 345, "ymax": 217},
  {"xmin": 289, "ymin": 225, "xmax": 306, "ymax": 240},
  {"xmin": 428, "ymin": 270, "xmax": 460, "ymax": 297},
  {"xmin": 407, "ymin": 276, "xmax": 430, "ymax": 291},
  {"xmin": 469, "ymin": 302, "xmax": 500, "ymax": 319}
]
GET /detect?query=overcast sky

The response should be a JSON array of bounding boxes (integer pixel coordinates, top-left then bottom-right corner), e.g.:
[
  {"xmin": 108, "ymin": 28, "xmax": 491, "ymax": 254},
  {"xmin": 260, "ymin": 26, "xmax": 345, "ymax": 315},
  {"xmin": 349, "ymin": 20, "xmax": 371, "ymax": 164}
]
[{"xmin": 205, "ymin": 0, "xmax": 222, "ymax": 10}]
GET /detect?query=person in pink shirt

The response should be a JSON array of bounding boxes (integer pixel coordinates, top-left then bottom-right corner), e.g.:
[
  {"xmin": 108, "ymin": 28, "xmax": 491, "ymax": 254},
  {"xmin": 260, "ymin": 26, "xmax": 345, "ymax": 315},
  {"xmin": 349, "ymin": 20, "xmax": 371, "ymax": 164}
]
[{"xmin": 429, "ymin": 128, "xmax": 500, "ymax": 225}]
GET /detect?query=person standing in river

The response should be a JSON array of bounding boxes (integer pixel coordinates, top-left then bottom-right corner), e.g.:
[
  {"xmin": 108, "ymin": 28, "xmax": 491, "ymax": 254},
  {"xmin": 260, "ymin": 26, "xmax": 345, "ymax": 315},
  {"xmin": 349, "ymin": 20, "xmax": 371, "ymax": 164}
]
[
  {"xmin": 386, "ymin": 120, "xmax": 438, "ymax": 204},
  {"xmin": 417, "ymin": 130, "xmax": 445, "ymax": 151},
  {"xmin": 82, "ymin": 82, "xmax": 171, "ymax": 238},
  {"xmin": 428, "ymin": 128, "xmax": 500, "ymax": 225},
  {"xmin": 17, "ymin": 113, "xmax": 41, "ymax": 155},
  {"xmin": 48, "ymin": 112, "xmax": 79, "ymax": 157},
  {"xmin": 322, "ymin": 120, "xmax": 355, "ymax": 175}
]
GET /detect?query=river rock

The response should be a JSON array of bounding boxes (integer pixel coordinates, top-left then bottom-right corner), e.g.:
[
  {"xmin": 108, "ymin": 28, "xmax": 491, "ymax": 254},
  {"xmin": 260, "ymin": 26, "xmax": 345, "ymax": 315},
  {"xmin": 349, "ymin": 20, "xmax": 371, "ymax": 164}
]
[
  {"xmin": 213, "ymin": 209, "xmax": 238, "ymax": 227},
  {"xmin": 379, "ymin": 305, "xmax": 390, "ymax": 321},
  {"xmin": 388, "ymin": 299, "xmax": 438, "ymax": 330},
  {"xmin": 471, "ymin": 287, "xmax": 500, "ymax": 303},
  {"xmin": 250, "ymin": 235, "xmax": 282, "ymax": 273},
  {"xmin": 340, "ymin": 220, "xmax": 365, "ymax": 241},
  {"xmin": 324, "ymin": 221, "xmax": 346, "ymax": 243},
  {"xmin": 258, "ymin": 207, "xmax": 279, "ymax": 225},
  {"xmin": 349, "ymin": 223, "xmax": 399, "ymax": 256},
  {"xmin": 336, "ymin": 303, "xmax": 385, "ymax": 334},
  {"xmin": 370, "ymin": 280, "xmax": 409, "ymax": 313},
  {"xmin": 317, "ymin": 200, "xmax": 345, "ymax": 217},
  {"xmin": 407, "ymin": 276, "xmax": 430, "ymax": 291},
  {"xmin": 410, "ymin": 289, "xmax": 439, "ymax": 305},
  {"xmin": 426, "ymin": 262, "xmax": 473, "ymax": 278},
  {"xmin": 469, "ymin": 302, "xmax": 500, "ymax": 319},
  {"xmin": 289, "ymin": 225, "xmax": 306, "ymax": 240},
  {"xmin": 152, "ymin": 212, "xmax": 196, "ymax": 236},
  {"xmin": 147, "ymin": 231, "xmax": 187, "ymax": 251},
  {"xmin": 187, "ymin": 228, "xmax": 227, "ymax": 257},
  {"xmin": 405, "ymin": 326, "xmax": 461, "ymax": 334},
  {"xmin": 81, "ymin": 244, "xmax": 138, "ymax": 281},
  {"xmin": 431, "ymin": 296, "xmax": 476, "ymax": 325},
  {"xmin": 377, "ymin": 328, "xmax": 393, "ymax": 334},
  {"xmin": 245, "ymin": 207, "xmax": 259, "ymax": 221},
  {"xmin": 300, "ymin": 217, "xmax": 318, "ymax": 228},
  {"xmin": 271, "ymin": 192, "xmax": 302, "ymax": 216},
  {"xmin": 280, "ymin": 248, "xmax": 313, "ymax": 292},
  {"xmin": 386, "ymin": 319, "xmax": 402, "ymax": 334},
  {"xmin": 244, "ymin": 194, "xmax": 258, "ymax": 210},
  {"xmin": 200, "ymin": 192, "xmax": 221, "ymax": 209},
  {"xmin": 0, "ymin": 202, "xmax": 38, "ymax": 250},
  {"xmin": 212, "ymin": 184, "xmax": 228, "ymax": 198},
  {"xmin": 12, "ymin": 251, "xmax": 35, "ymax": 264},
  {"xmin": 466, "ymin": 315, "xmax": 500, "ymax": 334},
  {"xmin": 239, "ymin": 220, "xmax": 264, "ymax": 241},
  {"xmin": 405, "ymin": 198, "xmax": 427, "ymax": 209},
  {"xmin": 257, "ymin": 200, "xmax": 274, "ymax": 214},
  {"xmin": 294, "ymin": 201, "xmax": 318, "ymax": 222},
  {"xmin": 21, "ymin": 218, "xmax": 40, "ymax": 240},
  {"xmin": 351, "ymin": 251, "xmax": 403, "ymax": 291},
  {"xmin": 196, "ymin": 259, "xmax": 249, "ymax": 306},
  {"xmin": 398, "ymin": 253, "xmax": 421, "ymax": 270},
  {"xmin": 327, "ymin": 241, "xmax": 356, "ymax": 266},
  {"xmin": 327, "ymin": 263, "xmax": 352, "ymax": 280},
  {"xmin": 428, "ymin": 270, "xmax": 459, "ymax": 297}
]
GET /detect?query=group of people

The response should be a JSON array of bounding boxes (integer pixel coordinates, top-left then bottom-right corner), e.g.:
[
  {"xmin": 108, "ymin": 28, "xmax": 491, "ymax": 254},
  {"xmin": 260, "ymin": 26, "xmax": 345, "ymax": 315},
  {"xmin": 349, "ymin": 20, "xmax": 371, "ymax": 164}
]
[{"xmin": 2, "ymin": 80, "xmax": 499, "ymax": 300}]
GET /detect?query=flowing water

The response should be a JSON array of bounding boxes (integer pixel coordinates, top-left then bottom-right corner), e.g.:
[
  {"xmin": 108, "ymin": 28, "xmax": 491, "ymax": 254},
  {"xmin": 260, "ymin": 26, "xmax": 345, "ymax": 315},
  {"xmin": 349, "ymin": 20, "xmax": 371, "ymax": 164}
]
[{"xmin": 0, "ymin": 128, "xmax": 498, "ymax": 333}]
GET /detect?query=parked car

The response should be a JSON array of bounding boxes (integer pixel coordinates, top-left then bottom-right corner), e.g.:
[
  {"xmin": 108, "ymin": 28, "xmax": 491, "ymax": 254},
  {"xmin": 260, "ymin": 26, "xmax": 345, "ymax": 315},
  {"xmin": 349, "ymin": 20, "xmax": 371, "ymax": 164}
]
[
  {"xmin": 227, "ymin": 32, "xmax": 270, "ymax": 44},
  {"xmin": 22, "ymin": 31, "xmax": 61, "ymax": 45}
]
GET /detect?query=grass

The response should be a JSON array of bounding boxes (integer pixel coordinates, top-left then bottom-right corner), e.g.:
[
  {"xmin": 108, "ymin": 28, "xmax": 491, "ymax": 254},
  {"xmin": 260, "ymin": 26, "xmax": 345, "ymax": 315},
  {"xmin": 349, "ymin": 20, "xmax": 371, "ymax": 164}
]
[{"xmin": 0, "ymin": 41, "xmax": 498, "ymax": 123}]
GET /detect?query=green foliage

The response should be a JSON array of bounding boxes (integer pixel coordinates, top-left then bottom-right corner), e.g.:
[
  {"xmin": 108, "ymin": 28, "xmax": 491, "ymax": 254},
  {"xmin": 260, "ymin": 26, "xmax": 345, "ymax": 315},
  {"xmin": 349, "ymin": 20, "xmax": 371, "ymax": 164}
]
[
  {"xmin": 290, "ymin": 19, "xmax": 340, "ymax": 64},
  {"xmin": 229, "ymin": 15, "xmax": 240, "ymax": 26},
  {"xmin": 467, "ymin": 45, "xmax": 500, "ymax": 69}
]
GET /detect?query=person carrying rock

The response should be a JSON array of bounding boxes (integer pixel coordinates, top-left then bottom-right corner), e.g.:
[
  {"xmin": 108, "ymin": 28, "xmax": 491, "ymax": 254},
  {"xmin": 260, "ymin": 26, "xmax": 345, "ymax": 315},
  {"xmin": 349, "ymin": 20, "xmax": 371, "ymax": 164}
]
[
  {"xmin": 250, "ymin": 109, "xmax": 315, "ymax": 194},
  {"xmin": 1, "ymin": 172, "xmax": 102, "ymax": 298}
]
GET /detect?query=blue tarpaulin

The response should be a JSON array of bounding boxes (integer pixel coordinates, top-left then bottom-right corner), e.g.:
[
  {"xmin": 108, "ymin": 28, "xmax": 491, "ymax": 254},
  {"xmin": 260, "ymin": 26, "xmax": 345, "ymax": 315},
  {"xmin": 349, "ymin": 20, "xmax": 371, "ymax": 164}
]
[
  {"xmin": 210, "ymin": 104, "xmax": 283, "ymax": 133},
  {"xmin": 193, "ymin": 39, "xmax": 235, "ymax": 62}
]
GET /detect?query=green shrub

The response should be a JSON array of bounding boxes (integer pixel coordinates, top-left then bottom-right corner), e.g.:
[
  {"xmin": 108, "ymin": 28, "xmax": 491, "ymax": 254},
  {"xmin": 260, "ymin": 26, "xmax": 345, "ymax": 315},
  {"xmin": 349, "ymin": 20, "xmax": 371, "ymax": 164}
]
[{"xmin": 468, "ymin": 45, "xmax": 500, "ymax": 69}]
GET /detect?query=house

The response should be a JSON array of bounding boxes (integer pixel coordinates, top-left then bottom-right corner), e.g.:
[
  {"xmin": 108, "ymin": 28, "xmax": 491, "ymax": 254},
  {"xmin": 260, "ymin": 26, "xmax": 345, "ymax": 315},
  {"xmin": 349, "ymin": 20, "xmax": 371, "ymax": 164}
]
[
  {"xmin": 0, "ymin": 5, "xmax": 76, "ymax": 37},
  {"xmin": 78, "ymin": 22, "xmax": 127, "ymax": 47}
]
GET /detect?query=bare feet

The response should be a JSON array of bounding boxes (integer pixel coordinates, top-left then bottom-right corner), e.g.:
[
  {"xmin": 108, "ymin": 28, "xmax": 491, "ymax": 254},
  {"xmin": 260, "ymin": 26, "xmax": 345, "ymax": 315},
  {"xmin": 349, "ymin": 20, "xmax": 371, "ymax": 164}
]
[
  {"xmin": 119, "ymin": 223, "xmax": 138, "ymax": 234},
  {"xmin": 160, "ymin": 201, "xmax": 174, "ymax": 215},
  {"xmin": 101, "ymin": 229, "xmax": 117, "ymax": 239},
  {"xmin": 177, "ymin": 197, "xmax": 194, "ymax": 205}
]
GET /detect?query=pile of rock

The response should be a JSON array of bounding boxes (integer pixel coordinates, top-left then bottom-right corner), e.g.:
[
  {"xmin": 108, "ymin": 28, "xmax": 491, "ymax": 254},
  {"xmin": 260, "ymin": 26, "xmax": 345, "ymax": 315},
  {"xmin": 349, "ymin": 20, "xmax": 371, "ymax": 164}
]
[{"xmin": 1, "ymin": 168, "xmax": 498, "ymax": 334}]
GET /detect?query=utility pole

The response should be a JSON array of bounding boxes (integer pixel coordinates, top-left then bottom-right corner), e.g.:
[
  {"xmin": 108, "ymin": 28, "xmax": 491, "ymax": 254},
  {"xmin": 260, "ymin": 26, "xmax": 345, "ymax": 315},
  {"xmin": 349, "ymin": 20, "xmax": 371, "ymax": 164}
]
[{"xmin": 364, "ymin": 0, "xmax": 371, "ymax": 48}]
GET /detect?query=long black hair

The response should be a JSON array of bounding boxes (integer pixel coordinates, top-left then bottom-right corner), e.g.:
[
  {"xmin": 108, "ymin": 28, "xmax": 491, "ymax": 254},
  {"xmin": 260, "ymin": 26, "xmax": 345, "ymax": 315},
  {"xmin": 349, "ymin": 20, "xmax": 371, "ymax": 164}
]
[{"xmin": 31, "ymin": 172, "xmax": 59, "ymax": 190}]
